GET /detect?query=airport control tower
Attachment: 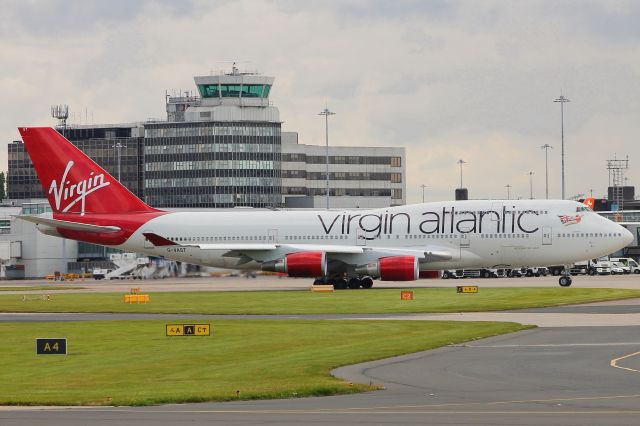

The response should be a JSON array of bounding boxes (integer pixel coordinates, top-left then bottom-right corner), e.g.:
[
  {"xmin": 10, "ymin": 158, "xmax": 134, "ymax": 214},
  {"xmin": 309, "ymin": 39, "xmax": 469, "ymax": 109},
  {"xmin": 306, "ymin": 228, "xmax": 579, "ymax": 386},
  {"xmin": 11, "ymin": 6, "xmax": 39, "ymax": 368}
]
[
  {"xmin": 145, "ymin": 65, "xmax": 283, "ymax": 208},
  {"xmin": 166, "ymin": 65, "xmax": 279, "ymax": 123}
]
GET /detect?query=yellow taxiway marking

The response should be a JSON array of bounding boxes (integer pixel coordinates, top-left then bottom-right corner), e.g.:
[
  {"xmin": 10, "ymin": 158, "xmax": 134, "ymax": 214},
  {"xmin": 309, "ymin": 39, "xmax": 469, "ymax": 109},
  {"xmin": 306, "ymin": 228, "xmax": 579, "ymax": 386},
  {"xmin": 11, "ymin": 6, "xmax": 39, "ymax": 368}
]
[{"xmin": 611, "ymin": 351, "xmax": 640, "ymax": 373}]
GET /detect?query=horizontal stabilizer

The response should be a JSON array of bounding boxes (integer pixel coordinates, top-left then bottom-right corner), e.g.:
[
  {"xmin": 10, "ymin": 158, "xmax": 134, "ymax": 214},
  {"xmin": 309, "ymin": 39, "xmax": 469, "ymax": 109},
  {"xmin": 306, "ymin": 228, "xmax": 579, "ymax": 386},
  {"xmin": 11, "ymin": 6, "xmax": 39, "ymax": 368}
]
[
  {"xmin": 17, "ymin": 215, "xmax": 121, "ymax": 233},
  {"xmin": 142, "ymin": 233, "xmax": 177, "ymax": 246}
]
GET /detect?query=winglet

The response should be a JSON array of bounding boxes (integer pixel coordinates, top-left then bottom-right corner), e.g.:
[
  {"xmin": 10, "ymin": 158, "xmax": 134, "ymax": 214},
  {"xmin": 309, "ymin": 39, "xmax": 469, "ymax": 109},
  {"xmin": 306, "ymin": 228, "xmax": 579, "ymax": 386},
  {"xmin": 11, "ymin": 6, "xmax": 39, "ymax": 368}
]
[{"xmin": 143, "ymin": 233, "xmax": 178, "ymax": 246}]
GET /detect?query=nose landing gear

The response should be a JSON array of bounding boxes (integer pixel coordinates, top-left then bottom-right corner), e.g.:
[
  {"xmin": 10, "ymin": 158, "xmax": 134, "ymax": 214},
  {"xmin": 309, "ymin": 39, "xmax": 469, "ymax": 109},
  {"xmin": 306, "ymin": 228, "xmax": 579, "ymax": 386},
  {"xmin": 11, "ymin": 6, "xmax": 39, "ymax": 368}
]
[{"xmin": 559, "ymin": 266, "xmax": 572, "ymax": 287}]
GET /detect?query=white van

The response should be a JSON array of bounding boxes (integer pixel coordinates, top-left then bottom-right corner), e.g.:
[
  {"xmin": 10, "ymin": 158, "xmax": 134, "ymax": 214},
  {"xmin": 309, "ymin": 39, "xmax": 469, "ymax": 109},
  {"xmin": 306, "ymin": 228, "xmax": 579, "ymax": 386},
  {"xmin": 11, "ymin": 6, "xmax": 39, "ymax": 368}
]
[{"xmin": 610, "ymin": 258, "xmax": 640, "ymax": 274}]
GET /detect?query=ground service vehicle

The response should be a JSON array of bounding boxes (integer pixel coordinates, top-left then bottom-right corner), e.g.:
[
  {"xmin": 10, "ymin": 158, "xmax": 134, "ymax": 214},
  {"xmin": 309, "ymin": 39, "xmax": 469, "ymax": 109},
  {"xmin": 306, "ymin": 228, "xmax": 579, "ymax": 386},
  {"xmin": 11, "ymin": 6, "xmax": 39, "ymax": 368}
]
[{"xmin": 610, "ymin": 257, "xmax": 640, "ymax": 274}]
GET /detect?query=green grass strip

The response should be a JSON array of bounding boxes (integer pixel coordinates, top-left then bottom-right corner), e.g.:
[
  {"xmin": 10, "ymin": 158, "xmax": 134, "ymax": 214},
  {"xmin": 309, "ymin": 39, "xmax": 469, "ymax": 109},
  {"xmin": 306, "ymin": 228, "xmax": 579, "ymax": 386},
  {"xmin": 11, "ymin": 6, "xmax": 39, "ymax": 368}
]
[
  {"xmin": 0, "ymin": 319, "xmax": 529, "ymax": 405},
  {"xmin": 0, "ymin": 288, "xmax": 638, "ymax": 314}
]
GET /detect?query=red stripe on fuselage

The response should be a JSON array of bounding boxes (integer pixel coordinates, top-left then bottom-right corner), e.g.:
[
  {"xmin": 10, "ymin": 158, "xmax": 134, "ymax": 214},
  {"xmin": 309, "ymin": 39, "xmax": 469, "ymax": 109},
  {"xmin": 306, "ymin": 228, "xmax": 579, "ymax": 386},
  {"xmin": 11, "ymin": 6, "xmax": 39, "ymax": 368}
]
[{"xmin": 53, "ymin": 211, "xmax": 170, "ymax": 245}]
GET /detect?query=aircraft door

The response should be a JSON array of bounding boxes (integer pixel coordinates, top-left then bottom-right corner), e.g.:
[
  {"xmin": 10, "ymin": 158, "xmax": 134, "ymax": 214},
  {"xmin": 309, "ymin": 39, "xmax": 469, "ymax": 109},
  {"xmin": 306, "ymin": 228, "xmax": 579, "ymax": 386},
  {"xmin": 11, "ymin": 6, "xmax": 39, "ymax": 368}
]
[
  {"xmin": 268, "ymin": 229, "xmax": 278, "ymax": 243},
  {"xmin": 542, "ymin": 226, "xmax": 552, "ymax": 245}
]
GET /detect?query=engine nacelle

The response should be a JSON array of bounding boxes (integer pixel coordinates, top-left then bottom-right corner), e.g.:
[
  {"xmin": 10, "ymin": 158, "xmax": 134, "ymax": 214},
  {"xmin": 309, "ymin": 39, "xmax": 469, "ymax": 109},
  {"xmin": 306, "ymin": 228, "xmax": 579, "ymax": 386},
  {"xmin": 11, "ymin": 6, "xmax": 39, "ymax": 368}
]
[
  {"xmin": 261, "ymin": 251, "xmax": 327, "ymax": 277},
  {"xmin": 355, "ymin": 256, "xmax": 419, "ymax": 281}
]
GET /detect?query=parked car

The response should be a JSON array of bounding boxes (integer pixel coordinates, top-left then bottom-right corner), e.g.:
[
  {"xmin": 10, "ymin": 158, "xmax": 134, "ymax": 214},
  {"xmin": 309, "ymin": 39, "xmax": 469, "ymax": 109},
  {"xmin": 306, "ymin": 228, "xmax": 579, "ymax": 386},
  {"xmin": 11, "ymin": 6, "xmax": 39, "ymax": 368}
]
[
  {"xmin": 611, "ymin": 262, "xmax": 629, "ymax": 275},
  {"xmin": 522, "ymin": 267, "xmax": 548, "ymax": 277},
  {"xmin": 507, "ymin": 268, "xmax": 523, "ymax": 278}
]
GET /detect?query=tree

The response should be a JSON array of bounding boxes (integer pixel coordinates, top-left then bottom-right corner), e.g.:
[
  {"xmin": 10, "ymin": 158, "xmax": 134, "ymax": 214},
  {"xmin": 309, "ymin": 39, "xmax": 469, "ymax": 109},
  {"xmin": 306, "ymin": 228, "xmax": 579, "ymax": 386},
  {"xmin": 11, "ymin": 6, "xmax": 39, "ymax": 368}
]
[{"xmin": 0, "ymin": 171, "xmax": 6, "ymax": 200}]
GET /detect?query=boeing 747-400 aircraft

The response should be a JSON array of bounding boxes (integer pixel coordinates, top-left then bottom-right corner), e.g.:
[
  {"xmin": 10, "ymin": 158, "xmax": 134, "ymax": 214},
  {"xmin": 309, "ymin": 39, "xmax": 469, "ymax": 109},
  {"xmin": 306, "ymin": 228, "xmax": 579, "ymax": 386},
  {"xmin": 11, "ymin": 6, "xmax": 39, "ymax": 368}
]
[{"xmin": 17, "ymin": 127, "xmax": 633, "ymax": 288}]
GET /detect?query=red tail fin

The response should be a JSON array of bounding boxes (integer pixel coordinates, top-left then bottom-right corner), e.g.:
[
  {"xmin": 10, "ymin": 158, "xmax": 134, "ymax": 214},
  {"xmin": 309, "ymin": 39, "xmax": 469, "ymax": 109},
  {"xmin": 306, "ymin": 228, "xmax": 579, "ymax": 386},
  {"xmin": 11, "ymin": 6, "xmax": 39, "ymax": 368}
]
[
  {"xmin": 583, "ymin": 197, "xmax": 595, "ymax": 210},
  {"xmin": 18, "ymin": 127, "xmax": 158, "ymax": 215}
]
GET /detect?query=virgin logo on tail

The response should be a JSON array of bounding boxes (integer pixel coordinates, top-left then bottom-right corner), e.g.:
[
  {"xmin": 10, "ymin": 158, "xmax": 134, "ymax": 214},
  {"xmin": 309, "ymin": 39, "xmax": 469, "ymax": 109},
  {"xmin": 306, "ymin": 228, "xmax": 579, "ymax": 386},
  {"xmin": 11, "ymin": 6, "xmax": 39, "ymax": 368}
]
[{"xmin": 49, "ymin": 161, "xmax": 111, "ymax": 215}]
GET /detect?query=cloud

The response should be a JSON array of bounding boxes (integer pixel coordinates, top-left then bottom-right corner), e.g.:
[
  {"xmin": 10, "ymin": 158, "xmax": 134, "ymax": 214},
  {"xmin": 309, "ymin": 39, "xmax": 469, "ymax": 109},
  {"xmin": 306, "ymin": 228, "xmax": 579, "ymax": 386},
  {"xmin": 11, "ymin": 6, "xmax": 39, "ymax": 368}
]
[{"xmin": 1, "ymin": 0, "xmax": 639, "ymax": 204}]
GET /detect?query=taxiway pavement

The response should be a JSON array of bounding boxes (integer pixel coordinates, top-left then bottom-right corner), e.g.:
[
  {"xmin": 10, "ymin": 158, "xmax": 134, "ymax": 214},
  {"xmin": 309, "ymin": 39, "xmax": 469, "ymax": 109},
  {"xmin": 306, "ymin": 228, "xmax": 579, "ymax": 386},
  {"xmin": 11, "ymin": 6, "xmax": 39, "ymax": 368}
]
[{"xmin": 1, "ymin": 297, "xmax": 640, "ymax": 425}]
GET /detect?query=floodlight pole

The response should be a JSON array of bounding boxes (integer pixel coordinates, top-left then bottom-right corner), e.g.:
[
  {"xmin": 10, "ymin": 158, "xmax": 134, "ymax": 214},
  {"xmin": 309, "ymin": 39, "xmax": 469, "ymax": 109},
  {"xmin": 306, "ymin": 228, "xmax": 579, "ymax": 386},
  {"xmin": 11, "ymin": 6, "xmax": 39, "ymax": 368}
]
[
  {"xmin": 505, "ymin": 184, "xmax": 511, "ymax": 200},
  {"xmin": 529, "ymin": 171, "xmax": 534, "ymax": 199},
  {"xmin": 319, "ymin": 108, "xmax": 335, "ymax": 210},
  {"xmin": 457, "ymin": 159, "xmax": 466, "ymax": 188},
  {"xmin": 112, "ymin": 142, "xmax": 126, "ymax": 181},
  {"xmin": 554, "ymin": 94, "xmax": 570, "ymax": 199},
  {"xmin": 540, "ymin": 144, "xmax": 553, "ymax": 199},
  {"xmin": 420, "ymin": 184, "xmax": 427, "ymax": 203}
]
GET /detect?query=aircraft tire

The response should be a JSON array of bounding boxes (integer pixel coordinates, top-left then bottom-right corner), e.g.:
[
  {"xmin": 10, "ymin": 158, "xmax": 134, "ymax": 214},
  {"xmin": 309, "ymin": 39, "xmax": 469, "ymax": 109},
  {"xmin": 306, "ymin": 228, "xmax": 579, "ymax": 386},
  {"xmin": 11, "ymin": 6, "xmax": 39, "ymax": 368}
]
[
  {"xmin": 360, "ymin": 277, "xmax": 374, "ymax": 289},
  {"xmin": 347, "ymin": 278, "xmax": 361, "ymax": 289},
  {"xmin": 334, "ymin": 279, "xmax": 348, "ymax": 290},
  {"xmin": 559, "ymin": 276, "xmax": 572, "ymax": 287}
]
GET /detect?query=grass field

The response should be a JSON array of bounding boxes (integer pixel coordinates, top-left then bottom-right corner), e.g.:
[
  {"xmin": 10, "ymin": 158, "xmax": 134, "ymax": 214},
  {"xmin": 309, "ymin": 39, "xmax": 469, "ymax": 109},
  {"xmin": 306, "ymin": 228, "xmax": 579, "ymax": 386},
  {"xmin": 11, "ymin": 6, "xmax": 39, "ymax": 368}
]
[
  {"xmin": 0, "ymin": 287, "xmax": 638, "ymax": 315},
  {"xmin": 0, "ymin": 319, "xmax": 528, "ymax": 405}
]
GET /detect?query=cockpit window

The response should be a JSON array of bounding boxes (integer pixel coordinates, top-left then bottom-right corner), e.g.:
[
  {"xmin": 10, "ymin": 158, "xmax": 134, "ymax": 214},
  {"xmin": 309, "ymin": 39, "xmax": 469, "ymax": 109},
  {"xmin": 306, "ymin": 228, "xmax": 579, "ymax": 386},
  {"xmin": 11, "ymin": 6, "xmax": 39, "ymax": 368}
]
[{"xmin": 576, "ymin": 206, "xmax": 590, "ymax": 212}]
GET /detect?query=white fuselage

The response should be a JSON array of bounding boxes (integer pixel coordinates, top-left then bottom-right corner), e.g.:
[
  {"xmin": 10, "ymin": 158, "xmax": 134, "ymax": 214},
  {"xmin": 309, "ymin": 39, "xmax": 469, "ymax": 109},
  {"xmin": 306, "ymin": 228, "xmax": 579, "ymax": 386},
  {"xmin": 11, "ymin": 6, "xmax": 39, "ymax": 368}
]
[{"xmin": 117, "ymin": 199, "xmax": 631, "ymax": 272}]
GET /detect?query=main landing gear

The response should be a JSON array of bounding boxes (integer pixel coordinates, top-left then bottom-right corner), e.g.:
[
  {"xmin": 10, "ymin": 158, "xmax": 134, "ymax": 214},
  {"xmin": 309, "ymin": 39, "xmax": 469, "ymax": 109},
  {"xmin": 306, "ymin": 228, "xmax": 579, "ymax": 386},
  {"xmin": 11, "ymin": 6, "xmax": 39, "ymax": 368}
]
[
  {"xmin": 558, "ymin": 266, "xmax": 572, "ymax": 287},
  {"xmin": 313, "ymin": 276, "xmax": 374, "ymax": 289}
]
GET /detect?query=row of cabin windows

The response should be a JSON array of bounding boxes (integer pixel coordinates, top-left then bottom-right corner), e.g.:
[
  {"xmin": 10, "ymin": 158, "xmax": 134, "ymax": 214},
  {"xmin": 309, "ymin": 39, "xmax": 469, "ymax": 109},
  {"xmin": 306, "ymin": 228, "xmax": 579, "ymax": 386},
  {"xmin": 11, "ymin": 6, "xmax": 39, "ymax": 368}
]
[
  {"xmin": 167, "ymin": 231, "xmax": 622, "ymax": 244},
  {"xmin": 557, "ymin": 232, "xmax": 622, "ymax": 238}
]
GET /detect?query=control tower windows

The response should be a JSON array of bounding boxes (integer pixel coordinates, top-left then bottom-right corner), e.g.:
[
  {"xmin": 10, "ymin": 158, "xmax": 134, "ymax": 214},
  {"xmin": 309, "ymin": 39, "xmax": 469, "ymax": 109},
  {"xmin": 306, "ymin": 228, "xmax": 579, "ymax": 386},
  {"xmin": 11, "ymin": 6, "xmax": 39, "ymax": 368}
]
[
  {"xmin": 221, "ymin": 85, "xmax": 242, "ymax": 97},
  {"xmin": 197, "ymin": 84, "xmax": 220, "ymax": 98},
  {"xmin": 242, "ymin": 85, "xmax": 265, "ymax": 98},
  {"xmin": 198, "ymin": 84, "xmax": 272, "ymax": 99}
]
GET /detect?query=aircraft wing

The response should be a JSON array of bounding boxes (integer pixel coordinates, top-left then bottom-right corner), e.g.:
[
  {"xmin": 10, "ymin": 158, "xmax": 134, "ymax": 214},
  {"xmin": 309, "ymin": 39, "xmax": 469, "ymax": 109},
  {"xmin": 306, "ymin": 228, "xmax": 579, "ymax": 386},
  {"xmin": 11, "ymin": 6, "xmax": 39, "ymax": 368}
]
[{"xmin": 142, "ymin": 232, "xmax": 453, "ymax": 263}]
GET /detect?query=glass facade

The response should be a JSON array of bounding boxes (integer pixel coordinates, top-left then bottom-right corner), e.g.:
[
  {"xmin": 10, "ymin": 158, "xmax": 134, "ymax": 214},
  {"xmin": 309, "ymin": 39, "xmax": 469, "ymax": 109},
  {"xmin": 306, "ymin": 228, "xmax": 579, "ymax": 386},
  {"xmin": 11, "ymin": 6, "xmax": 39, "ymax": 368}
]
[
  {"xmin": 144, "ymin": 121, "xmax": 281, "ymax": 208},
  {"xmin": 197, "ymin": 84, "xmax": 272, "ymax": 99},
  {"xmin": 8, "ymin": 123, "xmax": 281, "ymax": 209}
]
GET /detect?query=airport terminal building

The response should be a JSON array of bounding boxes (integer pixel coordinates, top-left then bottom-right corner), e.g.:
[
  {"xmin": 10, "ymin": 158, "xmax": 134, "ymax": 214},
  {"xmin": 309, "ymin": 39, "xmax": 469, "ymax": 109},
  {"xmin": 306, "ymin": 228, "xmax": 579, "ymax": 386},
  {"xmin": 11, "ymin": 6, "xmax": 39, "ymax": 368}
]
[
  {"xmin": 3, "ymin": 69, "xmax": 406, "ymax": 276},
  {"xmin": 8, "ymin": 69, "xmax": 405, "ymax": 209}
]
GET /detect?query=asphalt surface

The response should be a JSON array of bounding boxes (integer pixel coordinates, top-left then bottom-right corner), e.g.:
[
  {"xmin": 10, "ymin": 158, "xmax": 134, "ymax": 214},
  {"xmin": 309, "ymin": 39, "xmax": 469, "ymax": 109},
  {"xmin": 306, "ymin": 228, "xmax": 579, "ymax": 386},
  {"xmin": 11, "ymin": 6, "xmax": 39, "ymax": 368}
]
[
  {"xmin": 1, "ymin": 272, "xmax": 639, "ymax": 293},
  {"xmin": 1, "ymin": 281, "xmax": 640, "ymax": 425}
]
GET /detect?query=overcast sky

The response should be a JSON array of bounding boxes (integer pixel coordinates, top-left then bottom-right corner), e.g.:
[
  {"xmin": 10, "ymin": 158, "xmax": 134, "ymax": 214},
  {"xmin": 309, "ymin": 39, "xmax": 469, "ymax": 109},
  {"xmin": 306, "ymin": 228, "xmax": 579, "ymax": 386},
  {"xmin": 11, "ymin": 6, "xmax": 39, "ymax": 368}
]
[{"xmin": 2, "ymin": 0, "xmax": 639, "ymax": 203}]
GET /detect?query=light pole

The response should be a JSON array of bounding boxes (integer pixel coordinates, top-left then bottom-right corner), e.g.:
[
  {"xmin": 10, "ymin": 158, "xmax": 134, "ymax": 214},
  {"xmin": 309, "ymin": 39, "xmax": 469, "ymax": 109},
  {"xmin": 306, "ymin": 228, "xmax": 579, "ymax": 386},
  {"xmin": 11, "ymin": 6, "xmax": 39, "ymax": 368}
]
[
  {"xmin": 318, "ymin": 107, "xmax": 335, "ymax": 210},
  {"xmin": 457, "ymin": 159, "xmax": 466, "ymax": 188},
  {"xmin": 528, "ymin": 171, "xmax": 534, "ymax": 199},
  {"xmin": 112, "ymin": 142, "xmax": 126, "ymax": 181},
  {"xmin": 554, "ymin": 94, "xmax": 570, "ymax": 199},
  {"xmin": 540, "ymin": 144, "xmax": 553, "ymax": 199},
  {"xmin": 420, "ymin": 184, "xmax": 427, "ymax": 203},
  {"xmin": 505, "ymin": 184, "xmax": 511, "ymax": 200}
]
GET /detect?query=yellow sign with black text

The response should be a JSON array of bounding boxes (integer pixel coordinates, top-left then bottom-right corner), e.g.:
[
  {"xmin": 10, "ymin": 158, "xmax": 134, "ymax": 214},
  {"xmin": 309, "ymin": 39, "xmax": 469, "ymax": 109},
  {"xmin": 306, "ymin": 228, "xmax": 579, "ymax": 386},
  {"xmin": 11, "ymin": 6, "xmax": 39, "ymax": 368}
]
[
  {"xmin": 166, "ymin": 324, "xmax": 210, "ymax": 336},
  {"xmin": 457, "ymin": 285, "xmax": 479, "ymax": 294}
]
